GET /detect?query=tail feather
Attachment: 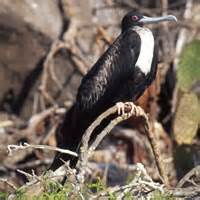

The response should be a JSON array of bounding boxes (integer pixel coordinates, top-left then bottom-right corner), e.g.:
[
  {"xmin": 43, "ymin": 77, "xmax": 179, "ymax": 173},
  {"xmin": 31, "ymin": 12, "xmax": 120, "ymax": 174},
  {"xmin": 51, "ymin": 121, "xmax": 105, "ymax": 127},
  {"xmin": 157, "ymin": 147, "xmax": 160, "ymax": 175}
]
[
  {"xmin": 50, "ymin": 104, "xmax": 89, "ymax": 170},
  {"xmin": 50, "ymin": 103, "xmax": 113, "ymax": 170}
]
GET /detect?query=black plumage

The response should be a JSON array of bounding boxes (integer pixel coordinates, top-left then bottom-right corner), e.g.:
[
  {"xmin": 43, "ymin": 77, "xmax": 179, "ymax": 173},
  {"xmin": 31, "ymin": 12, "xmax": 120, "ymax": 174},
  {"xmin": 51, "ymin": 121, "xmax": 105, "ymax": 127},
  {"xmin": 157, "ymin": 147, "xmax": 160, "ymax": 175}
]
[{"xmin": 50, "ymin": 11, "xmax": 177, "ymax": 170}]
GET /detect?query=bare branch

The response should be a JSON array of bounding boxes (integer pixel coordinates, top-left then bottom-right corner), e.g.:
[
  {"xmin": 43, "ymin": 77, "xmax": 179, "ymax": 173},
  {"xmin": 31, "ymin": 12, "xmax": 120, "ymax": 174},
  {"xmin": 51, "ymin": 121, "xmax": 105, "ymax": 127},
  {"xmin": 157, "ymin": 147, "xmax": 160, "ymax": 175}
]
[
  {"xmin": 7, "ymin": 143, "xmax": 78, "ymax": 157},
  {"xmin": 0, "ymin": 178, "xmax": 17, "ymax": 191},
  {"xmin": 81, "ymin": 105, "xmax": 118, "ymax": 153},
  {"xmin": 177, "ymin": 165, "xmax": 200, "ymax": 188},
  {"xmin": 172, "ymin": 186, "xmax": 200, "ymax": 198},
  {"xmin": 0, "ymin": 120, "xmax": 13, "ymax": 128},
  {"xmin": 94, "ymin": 163, "xmax": 165, "ymax": 199},
  {"xmin": 78, "ymin": 102, "xmax": 168, "ymax": 186},
  {"xmin": 16, "ymin": 169, "xmax": 38, "ymax": 182}
]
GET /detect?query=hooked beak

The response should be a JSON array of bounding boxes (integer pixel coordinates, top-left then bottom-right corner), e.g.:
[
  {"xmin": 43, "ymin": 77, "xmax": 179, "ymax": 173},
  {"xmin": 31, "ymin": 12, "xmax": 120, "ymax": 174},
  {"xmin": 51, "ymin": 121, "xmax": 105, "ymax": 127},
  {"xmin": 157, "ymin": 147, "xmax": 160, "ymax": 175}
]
[{"xmin": 139, "ymin": 15, "xmax": 177, "ymax": 24}]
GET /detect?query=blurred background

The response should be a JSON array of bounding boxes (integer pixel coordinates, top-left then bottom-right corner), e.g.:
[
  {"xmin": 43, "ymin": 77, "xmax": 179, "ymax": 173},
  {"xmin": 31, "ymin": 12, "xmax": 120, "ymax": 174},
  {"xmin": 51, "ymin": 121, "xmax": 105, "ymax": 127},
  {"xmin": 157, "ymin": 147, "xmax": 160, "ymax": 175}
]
[{"xmin": 0, "ymin": 0, "xmax": 199, "ymax": 193}]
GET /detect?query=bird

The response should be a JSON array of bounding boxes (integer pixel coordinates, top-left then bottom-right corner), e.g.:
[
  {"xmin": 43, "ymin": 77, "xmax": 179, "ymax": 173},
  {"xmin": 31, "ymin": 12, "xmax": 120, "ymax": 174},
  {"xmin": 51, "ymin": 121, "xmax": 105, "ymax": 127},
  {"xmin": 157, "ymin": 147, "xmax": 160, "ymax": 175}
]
[{"xmin": 50, "ymin": 11, "xmax": 177, "ymax": 170}]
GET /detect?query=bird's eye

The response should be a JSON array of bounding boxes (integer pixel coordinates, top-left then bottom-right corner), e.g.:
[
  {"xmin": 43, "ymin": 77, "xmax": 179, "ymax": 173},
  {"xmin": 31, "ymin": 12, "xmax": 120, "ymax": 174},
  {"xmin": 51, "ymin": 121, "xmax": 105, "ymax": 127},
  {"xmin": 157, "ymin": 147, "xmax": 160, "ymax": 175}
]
[{"xmin": 132, "ymin": 15, "xmax": 139, "ymax": 21}]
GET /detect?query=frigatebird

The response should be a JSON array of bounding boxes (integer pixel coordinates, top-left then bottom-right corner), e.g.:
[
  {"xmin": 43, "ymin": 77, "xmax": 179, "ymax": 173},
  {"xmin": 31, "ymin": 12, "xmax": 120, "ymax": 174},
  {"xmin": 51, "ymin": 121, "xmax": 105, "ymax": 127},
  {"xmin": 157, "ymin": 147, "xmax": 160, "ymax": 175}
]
[{"xmin": 50, "ymin": 11, "xmax": 177, "ymax": 170}]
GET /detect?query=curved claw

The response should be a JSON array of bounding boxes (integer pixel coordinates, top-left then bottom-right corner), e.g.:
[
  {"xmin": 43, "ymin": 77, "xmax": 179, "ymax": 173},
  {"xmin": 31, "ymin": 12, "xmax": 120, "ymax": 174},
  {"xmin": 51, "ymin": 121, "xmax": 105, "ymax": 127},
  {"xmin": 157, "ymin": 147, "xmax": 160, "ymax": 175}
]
[{"xmin": 116, "ymin": 102, "xmax": 125, "ymax": 115}]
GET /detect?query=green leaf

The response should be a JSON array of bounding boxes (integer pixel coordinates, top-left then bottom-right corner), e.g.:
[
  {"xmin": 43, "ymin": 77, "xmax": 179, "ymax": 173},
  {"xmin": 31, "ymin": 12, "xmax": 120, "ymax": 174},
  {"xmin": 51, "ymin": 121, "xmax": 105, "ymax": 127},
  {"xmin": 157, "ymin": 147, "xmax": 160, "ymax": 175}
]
[
  {"xmin": 177, "ymin": 40, "xmax": 200, "ymax": 91},
  {"xmin": 0, "ymin": 192, "xmax": 7, "ymax": 200}
]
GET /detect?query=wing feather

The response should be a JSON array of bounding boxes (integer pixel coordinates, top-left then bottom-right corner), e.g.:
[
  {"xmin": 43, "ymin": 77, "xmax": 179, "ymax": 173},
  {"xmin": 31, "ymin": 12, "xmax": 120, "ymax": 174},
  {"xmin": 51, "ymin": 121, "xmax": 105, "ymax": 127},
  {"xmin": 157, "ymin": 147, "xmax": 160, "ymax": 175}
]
[{"xmin": 76, "ymin": 30, "xmax": 141, "ymax": 111}]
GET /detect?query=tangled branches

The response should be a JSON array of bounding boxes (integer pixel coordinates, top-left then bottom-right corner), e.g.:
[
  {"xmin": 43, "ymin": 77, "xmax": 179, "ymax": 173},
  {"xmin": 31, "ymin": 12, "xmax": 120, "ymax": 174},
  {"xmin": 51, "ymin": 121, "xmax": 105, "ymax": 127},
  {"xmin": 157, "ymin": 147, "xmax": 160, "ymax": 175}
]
[{"xmin": 4, "ymin": 102, "xmax": 200, "ymax": 199}]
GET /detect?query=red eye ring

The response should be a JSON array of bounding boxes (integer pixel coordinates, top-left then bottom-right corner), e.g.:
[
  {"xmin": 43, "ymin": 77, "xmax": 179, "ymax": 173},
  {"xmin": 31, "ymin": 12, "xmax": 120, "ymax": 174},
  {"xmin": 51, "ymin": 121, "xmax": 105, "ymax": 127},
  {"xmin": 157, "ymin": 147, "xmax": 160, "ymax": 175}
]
[{"xmin": 132, "ymin": 15, "xmax": 138, "ymax": 21}]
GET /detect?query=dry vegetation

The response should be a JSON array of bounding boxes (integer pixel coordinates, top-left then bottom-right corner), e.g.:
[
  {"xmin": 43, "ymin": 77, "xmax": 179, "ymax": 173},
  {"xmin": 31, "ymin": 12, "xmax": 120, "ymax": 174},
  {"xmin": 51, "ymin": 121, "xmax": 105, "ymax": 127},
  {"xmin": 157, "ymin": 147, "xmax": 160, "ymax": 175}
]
[{"xmin": 0, "ymin": 0, "xmax": 200, "ymax": 199}]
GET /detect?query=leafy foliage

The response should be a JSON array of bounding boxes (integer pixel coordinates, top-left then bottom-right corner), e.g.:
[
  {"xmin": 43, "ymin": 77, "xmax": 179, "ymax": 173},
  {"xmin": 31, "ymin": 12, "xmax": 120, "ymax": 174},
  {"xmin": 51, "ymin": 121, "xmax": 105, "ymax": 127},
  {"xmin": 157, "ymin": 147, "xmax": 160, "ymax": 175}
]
[
  {"xmin": 177, "ymin": 40, "xmax": 200, "ymax": 91},
  {"xmin": 174, "ymin": 40, "xmax": 200, "ymax": 145},
  {"xmin": 0, "ymin": 192, "xmax": 7, "ymax": 200}
]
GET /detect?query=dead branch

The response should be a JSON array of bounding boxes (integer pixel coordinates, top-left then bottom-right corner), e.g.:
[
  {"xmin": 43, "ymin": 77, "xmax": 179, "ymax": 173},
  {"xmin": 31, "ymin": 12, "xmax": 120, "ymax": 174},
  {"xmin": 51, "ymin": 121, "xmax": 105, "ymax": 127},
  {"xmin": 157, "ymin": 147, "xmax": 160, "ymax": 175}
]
[
  {"xmin": 0, "ymin": 178, "xmax": 17, "ymax": 191},
  {"xmin": 78, "ymin": 102, "xmax": 168, "ymax": 186},
  {"xmin": 143, "ymin": 121, "xmax": 169, "ymax": 186},
  {"xmin": 0, "ymin": 120, "xmax": 13, "ymax": 128},
  {"xmin": 56, "ymin": 41, "xmax": 88, "ymax": 75},
  {"xmin": 16, "ymin": 169, "xmax": 38, "ymax": 182},
  {"xmin": 38, "ymin": 41, "xmax": 62, "ymax": 107},
  {"xmin": 13, "ymin": 165, "xmax": 70, "ymax": 199},
  {"xmin": 177, "ymin": 165, "xmax": 200, "ymax": 188},
  {"xmin": 81, "ymin": 105, "xmax": 118, "ymax": 154},
  {"xmin": 4, "ymin": 101, "xmax": 168, "ymax": 199},
  {"xmin": 92, "ymin": 163, "xmax": 200, "ymax": 199},
  {"xmin": 1, "ymin": 106, "xmax": 64, "ymax": 166},
  {"xmin": 6, "ymin": 101, "xmax": 200, "ymax": 199},
  {"xmin": 7, "ymin": 142, "xmax": 78, "ymax": 157},
  {"xmin": 89, "ymin": 111, "xmax": 132, "ymax": 151},
  {"xmin": 93, "ymin": 163, "xmax": 165, "ymax": 199},
  {"xmin": 171, "ymin": 186, "xmax": 200, "ymax": 198},
  {"xmin": 97, "ymin": 26, "xmax": 113, "ymax": 45},
  {"xmin": 38, "ymin": 39, "xmax": 88, "ymax": 108},
  {"xmin": 28, "ymin": 106, "xmax": 58, "ymax": 134},
  {"xmin": 39, "ymin": 41, "xmax": 63, "ymax": 93},
  {"xmin": 79, "ymin": 103, "xmax": 133, "ymax": 174}
]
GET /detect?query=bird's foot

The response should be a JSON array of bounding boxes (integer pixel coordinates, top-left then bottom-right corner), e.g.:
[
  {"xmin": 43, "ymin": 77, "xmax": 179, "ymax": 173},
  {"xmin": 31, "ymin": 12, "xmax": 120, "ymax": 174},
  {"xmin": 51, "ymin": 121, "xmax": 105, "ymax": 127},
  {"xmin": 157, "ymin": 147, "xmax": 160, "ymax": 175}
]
[
  {"xmin": 134, "ymin": 105, "xmax": 144, "ymax": 117},
  {"xmin": 116, "ymin": 102, "xmax": 125, "ymax": 115},
  {"xmin": 116, "ymin": 102, "xmax": 136, "ymax": 116}
]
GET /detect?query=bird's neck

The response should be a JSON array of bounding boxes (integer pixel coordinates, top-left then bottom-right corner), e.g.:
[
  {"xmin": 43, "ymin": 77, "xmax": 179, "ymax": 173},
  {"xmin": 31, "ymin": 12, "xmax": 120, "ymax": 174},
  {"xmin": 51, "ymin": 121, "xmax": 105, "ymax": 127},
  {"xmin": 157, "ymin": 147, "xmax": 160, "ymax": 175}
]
[{"xmin": 131, "ymin": 25, "xmax": 151, "ymax": 34}]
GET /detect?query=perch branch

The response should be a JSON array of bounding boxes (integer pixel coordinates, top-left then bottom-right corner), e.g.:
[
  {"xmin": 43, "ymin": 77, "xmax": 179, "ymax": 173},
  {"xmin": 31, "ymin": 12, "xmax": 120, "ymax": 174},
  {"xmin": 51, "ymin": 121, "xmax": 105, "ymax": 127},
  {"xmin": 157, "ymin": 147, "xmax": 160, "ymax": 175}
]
[
  {"xmin": 79, "ymin": 102, "xmax": 168, "ymax": 186},
  {"xmin": 81, "ymin": 105, "xmax": 118, "ymax": 153},
  {"xmin": 143, "ymin": 120, "xmax": 169, "ymax": 186}
]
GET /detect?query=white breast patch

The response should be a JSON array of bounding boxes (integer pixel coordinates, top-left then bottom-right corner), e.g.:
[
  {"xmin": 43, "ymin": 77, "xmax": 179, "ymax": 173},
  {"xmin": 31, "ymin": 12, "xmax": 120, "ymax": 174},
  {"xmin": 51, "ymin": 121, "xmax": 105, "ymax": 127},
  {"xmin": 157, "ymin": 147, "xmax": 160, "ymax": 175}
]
[{"xmin": 133, "ymin": 26, "xmax": 154, "ymax": 75}]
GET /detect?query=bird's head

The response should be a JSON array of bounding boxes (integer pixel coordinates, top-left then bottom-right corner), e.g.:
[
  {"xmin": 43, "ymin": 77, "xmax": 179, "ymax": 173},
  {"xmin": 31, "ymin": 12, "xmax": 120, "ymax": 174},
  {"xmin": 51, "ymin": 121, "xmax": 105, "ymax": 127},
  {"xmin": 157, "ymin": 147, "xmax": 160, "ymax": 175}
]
[{"xmin": 121, "ymin": 11, "xmax": 177, "ymax": 32}]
